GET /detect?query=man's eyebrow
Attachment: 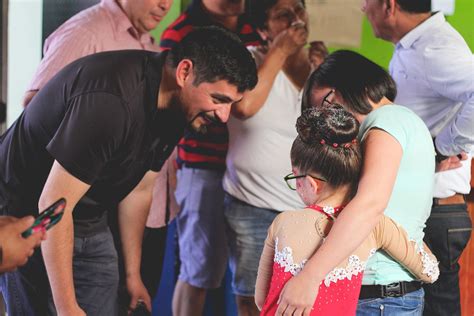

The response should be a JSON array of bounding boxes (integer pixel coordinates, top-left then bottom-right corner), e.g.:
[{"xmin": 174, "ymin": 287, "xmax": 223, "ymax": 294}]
[{"xmin": 210, "ymin": 93, "xmax": 241, "ymax": 104}]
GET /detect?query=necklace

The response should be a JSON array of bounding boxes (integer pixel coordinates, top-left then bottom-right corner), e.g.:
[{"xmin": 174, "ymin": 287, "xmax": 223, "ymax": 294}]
[{"xmin": 307, "ymin": 204, "xmax": 345, "ymax": 221}]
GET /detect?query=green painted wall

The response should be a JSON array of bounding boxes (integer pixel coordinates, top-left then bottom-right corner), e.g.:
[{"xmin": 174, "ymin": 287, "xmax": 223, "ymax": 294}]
[
  {"xmin": 151, "ymin": 0, "xmax": 473, "ymax": 69},
  {"xmin": 150, "ymin": 0, "xmax": 182, "ymax": 44}
]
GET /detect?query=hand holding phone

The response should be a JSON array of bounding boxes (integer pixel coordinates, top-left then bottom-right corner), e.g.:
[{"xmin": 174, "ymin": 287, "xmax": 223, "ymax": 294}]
[
  {"xmin": 21, "ymin": 198, "xmax": 66, "ymax": 238},
  {"xmin": 0, "ymin": 216, "xmax": 44, "ymax": 272},
  {"xmin": 130, "ymin": 300, "xmax": 151, "ymax": 316}
]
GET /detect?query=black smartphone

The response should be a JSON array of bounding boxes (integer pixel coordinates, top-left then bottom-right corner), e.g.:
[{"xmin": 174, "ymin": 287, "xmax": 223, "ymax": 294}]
[
  {"xmin": 130, "ymin": 301, "xmax": 151, "ymax": 316},
  {"xmin": 21, "ymin": 198, "xmax": 66, "ymax": 238}
]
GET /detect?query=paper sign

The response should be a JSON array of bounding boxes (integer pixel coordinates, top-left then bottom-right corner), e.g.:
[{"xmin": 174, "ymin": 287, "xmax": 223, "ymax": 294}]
[{"xmin": 306, "ymin": 0, "xmax": 364, "ymax": 47}]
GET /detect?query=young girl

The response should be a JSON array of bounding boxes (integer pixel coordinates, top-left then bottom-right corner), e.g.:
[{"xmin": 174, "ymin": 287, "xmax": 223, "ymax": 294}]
[{"xmin": 255, "ymin": 105, "xmax": 439, "ymax": 315}]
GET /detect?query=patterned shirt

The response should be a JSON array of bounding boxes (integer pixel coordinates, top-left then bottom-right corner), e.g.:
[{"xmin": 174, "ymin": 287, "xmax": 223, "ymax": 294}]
[{"xmin": 160, "ymin": 0, "xmax": 261, "ymax": 170}]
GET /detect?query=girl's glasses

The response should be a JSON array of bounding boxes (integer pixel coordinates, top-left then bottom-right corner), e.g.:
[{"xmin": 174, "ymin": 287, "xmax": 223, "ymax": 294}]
[{"xmin": 284, "ymin": 172, "xmax": 327, "ymax": 190}]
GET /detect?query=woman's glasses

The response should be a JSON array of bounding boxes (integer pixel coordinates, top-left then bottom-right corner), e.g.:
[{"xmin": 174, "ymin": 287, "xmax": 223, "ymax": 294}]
[{"xmin": 321, "ymin": 89, "xmax": 335, "ymax": 107}]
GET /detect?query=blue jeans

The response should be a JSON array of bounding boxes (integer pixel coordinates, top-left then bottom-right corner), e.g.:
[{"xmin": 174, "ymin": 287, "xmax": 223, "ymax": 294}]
[
  {"xmin": 423, "ymin": 203, "xmax": 472, "ymax": 316},
  {"xmin": 0, "ymin": 229, "xmax": 119, "ymax": 315},
  {"xmin": 357, "ymin": 288, "xmax": 424, "ymax": 316},
  {"xmin": 224, "ymin": 193, "xmax": 279, "ymax": 297}
]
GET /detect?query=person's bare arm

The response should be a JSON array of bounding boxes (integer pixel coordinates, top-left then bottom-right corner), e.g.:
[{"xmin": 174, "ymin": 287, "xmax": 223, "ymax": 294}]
[
  {"xmin": 118, "ymin": 170, "xmax": 157, "ymax": 312},
  {"xmin": 40, "ymin": 161, "xmax": 91, "ymax": 316},
  {"xmin": 276, "ymin": 129, "xmax": 403, "ymax": 316},
  {"xmin": 232, "ymin": 23, "xmax": 307, "ymax": 120}
]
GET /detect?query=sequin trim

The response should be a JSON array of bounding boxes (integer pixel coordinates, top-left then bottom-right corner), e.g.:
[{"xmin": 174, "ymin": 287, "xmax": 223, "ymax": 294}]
[
  {"xmin": 323, "ymin": 248, "xmax": 376, "ymax": 287},
  {"xmin": 274, "ymin": 238, "xmax": 308, "ymax": 276},
  {"xmin": 416, "ymin": 242, "xmax": 439, "ymax": 282}
]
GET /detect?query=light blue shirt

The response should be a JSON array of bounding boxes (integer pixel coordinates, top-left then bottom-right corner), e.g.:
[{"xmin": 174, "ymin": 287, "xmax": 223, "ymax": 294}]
[
  {"xmin": 390, "ymin": 12, "xmax": 474, "ymax": 197},
  {"xmin": 359, "ymin": 105, "xmax": 435, "ymax": 285}
]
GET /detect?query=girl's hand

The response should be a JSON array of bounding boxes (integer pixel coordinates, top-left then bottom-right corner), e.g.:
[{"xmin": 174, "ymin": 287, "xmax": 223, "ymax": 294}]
[{"xmin": 276, "ymin": 271, "xmax": 321, "ymax": 316}]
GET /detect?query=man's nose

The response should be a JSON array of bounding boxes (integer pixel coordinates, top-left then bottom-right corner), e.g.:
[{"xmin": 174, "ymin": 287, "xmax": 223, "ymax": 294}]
[
  {"xmin": 159, "ymin": 0, "xmax": 172, "ymax": 12},
  {"xmin": 215, "ymin": 104, "xmax": 231, "ymax": 123}
]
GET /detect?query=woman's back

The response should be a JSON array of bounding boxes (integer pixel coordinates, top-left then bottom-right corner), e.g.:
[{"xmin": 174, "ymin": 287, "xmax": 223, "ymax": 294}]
[{"xmin": 358, "ymin": 105, "xmax": 435, "ymax": 284}]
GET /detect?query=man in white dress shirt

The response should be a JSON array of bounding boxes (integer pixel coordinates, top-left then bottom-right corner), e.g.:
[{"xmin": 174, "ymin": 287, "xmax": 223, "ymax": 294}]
[{"xmin": 362, "ymin": 0, "xmax": 473, "ymax": 315}]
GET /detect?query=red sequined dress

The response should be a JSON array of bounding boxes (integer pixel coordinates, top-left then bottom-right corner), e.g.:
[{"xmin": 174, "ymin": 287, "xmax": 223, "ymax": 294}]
[{"xmin": 255, "ymin": 205, "xmax": 439, "ymax": 316}]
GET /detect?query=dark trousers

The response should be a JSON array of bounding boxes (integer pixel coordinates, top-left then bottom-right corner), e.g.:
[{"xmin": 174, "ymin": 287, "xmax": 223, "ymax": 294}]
[
  {"xmin": 116, "ymin": 226, "xmax": 167, "ymax": 315},
  {"xmin": 423, "ymin": 203, "xmax": 472, "ymax": 316},
  {"xmin": 0, "ymin": 229, "xmax": 119, "ymax": 316}
]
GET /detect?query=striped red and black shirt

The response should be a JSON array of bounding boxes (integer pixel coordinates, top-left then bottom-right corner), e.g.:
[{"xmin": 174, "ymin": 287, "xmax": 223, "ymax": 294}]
[{"xmin": 160, "ymin": 0, "xmax": 261, "ymax": 170}]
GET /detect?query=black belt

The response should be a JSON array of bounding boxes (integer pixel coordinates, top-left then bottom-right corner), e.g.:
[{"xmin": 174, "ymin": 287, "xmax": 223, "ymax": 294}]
[{"xmin": 359, "ymin": 281, "xmax": 422, "ymax": 299}]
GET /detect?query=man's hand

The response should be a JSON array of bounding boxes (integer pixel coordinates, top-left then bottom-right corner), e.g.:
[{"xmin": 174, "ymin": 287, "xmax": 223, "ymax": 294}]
[
  {"xmin": 57, "ymin": 304, "xmax": 86, "ymax": 316},
  {"xmin": 276, "ymin": 271, "xmax": 321, "ymax": 316},
  {"xmin": 436, "ymin": 152, "xmax": 468, "ymax": 172},
  {"xmin": 0, "ymin": 216, "xmax": 45, "ymax": 273},
  {"xmin": 126, "ymin": 275, "xmax": 151, "ymax": 314}
]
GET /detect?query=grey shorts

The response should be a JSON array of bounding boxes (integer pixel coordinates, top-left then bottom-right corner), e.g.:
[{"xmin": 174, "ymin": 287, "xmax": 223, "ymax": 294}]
[{"xmin": 175, "ymin": 167, "xmax": 228, "ymax": 289}]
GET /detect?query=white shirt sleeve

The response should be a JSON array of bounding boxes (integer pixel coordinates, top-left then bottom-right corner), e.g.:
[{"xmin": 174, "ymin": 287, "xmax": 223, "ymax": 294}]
[{"xmin": 423, "ymin": 42, "xmax": 474, "ymax": 155}]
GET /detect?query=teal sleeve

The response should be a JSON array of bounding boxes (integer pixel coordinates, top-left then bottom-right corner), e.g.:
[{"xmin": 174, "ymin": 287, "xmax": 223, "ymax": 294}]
[{"xmin": 359, "ymin": 105, "xmax": 409, "ymax": 151}]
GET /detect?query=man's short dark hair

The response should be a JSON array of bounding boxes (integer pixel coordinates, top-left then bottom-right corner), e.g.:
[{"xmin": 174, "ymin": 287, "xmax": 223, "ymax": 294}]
[
  {"xmin": 303, "ymin": 50, "xmax": 397, "ymax": 115},
  {"xmin": 395, "ymin": 0, "xmax": 430, "ymax": 13},
  {"xmin": 167, "ymin": 26, "xmax": 257, "ymax": 93}
]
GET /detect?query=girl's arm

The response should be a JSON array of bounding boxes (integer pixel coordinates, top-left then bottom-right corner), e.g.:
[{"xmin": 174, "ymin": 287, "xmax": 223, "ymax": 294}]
[
  {"xmin": 255, "ymin": 224, "xmax": 277, "ymax": 310},
  {"xmin": 375, "ymin": 215, "xmax": 439, "ymax": 283},
  {"xmin": 276, "ymin": 129, "xmax": 402, "ymax": 315}
]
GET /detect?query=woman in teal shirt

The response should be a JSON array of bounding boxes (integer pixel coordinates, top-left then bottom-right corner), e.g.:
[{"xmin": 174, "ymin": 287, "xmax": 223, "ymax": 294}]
[{"xmin": 276, "ymin": 50, "xmax": 436, "ymax": 315}]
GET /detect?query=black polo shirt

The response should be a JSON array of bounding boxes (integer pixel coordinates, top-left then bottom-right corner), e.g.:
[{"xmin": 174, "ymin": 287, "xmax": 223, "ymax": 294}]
[{"xmin": 0, "ymin": 50, "xmax": 186, "ymax": 236}]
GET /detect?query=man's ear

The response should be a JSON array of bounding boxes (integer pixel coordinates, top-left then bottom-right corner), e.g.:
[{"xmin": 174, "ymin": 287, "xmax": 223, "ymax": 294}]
[
  {"xmin": 175, "ymin": 59, "xmax": 193, "ymax": 88},
  {"xmin": 385, "ymin": 0, "xmax": 397, "ymax": 17}
]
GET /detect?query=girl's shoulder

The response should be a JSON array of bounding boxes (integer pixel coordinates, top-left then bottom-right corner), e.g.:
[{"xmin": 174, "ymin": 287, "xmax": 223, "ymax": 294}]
[{"xmin": 272, "ymin": 209, "xmax": 332, "ymax": 238}]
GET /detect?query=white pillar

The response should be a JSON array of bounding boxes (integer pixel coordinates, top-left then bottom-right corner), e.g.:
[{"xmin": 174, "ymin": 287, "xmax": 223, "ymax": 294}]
[{"xmin": 7, "ymin": 0, "xmax": 42, "ymax": 126}]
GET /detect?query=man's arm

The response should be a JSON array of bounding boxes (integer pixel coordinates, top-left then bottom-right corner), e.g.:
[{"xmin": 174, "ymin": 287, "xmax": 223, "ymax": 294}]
[
  {"xmin": 40, "ymin": 161, "xmax": 91, "ymax": 316},
  {"xmin": 118, "ymin": 170, "xmax": 158, "ymax": 312},
  {"xmin": 424, "ymin": 43, "xmax": 474, "ymax": 155}
]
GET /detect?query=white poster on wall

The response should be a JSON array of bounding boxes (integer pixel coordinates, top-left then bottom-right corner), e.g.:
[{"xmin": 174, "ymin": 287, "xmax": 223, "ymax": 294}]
[{"xmin": 306, "ymin": 0, "xmax": 364, "ymax": 47}]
